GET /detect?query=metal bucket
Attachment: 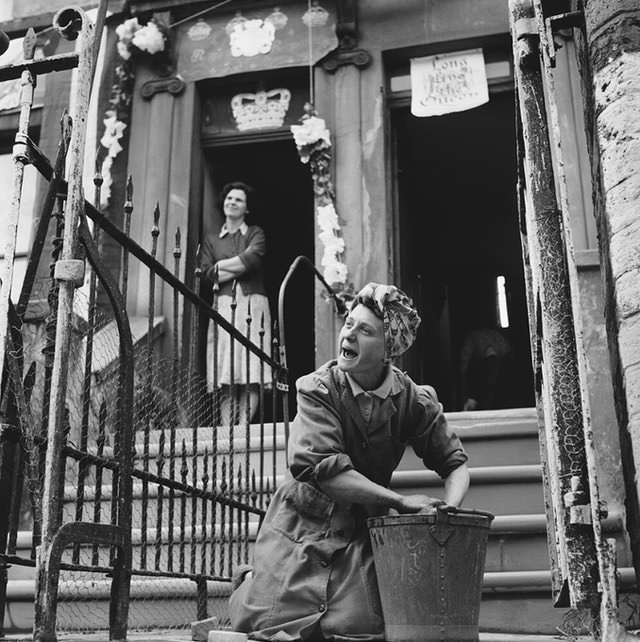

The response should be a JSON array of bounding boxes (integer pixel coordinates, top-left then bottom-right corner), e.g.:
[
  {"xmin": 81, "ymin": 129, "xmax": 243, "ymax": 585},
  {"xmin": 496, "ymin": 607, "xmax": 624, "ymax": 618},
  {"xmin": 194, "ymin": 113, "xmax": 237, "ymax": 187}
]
[{"xmin": 367, "ymin": 507, "xmax": 494, "ymax": 642}]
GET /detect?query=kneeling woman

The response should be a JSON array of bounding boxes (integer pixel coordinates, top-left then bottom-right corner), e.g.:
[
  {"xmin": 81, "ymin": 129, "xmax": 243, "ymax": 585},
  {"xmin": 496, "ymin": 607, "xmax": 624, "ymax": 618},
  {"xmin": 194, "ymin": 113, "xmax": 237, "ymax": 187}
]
[{"xmin": 229, "ymin": 283, "xmax": 469, "ymax": 640}]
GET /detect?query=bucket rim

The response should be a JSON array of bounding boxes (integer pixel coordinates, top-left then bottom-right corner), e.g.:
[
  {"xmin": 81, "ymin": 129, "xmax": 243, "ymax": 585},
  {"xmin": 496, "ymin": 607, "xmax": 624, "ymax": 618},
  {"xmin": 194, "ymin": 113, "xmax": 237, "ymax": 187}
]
[{"xmin": 367, "ymin": 506, "xmax": 494, "ymax": 529}]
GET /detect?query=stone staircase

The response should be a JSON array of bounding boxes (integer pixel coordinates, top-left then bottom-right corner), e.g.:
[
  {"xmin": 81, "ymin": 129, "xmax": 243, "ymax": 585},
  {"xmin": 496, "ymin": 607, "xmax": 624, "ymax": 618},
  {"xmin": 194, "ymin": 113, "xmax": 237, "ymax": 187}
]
[{"xmin": 3, "ymin": 408, "xmax": 635, "ymax": 637}]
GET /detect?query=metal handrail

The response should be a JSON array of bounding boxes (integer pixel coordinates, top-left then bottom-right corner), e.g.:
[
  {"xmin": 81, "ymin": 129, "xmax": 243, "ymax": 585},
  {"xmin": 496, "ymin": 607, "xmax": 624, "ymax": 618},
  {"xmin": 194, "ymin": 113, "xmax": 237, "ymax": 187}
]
[
  {"xmin": 8, "ymin": 133, "xmax": 282, "ymax": 371},
  {"xmin": 277, "ymin": 255, "xmax": 346, "ymax": 373},
  {"xmin": 276, "ymin": 255, "xmax": 346, "ymax": 456}
]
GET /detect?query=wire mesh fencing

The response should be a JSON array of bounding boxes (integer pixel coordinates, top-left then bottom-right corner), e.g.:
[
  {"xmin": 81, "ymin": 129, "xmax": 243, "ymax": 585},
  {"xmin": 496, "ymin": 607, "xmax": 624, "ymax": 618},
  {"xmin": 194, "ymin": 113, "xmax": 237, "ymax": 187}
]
[{"xmin": 2, "ymin": 259, "xmax": 285, "ymax": 633}]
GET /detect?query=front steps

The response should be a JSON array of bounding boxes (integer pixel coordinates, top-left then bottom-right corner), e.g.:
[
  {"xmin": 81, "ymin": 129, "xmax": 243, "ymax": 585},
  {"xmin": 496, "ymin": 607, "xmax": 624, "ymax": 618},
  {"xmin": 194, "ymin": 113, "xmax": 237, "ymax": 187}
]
[{"xmin": 3, "ymin": 408, "xmax": 636, "ymax": 636}]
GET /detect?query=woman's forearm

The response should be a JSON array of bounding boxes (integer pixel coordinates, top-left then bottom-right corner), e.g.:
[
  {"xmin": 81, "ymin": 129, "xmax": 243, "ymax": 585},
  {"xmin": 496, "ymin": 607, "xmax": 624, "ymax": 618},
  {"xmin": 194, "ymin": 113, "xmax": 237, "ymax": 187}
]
[
  {"xmin": 215, "ymin": 256, "xmax": 247, "ymax": 283},
  {"xmin": 217, "ymin": 256, "xmax": 246, "ymax": 274},
  {"xmin": 317, "ymin": 470, "xmax": 403, "ymax": 509},
  {"xmin": 216, "ymin": 267, "xmax": 238, "ymax": 284},
  {"xmin": 318, "ymin": 470, "xmax": 451, "ymax": 514},
  {"xmin": 443, "ymin": 463, "xmax": 470, "ymax": 507}
]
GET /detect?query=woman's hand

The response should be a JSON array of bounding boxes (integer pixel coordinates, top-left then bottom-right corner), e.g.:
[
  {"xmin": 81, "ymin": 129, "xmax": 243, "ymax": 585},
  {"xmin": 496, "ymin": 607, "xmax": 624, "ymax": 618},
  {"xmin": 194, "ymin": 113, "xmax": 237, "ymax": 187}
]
[{"xmin": 393, "ymin": 494, "xmax": 446, "ymax": 515}]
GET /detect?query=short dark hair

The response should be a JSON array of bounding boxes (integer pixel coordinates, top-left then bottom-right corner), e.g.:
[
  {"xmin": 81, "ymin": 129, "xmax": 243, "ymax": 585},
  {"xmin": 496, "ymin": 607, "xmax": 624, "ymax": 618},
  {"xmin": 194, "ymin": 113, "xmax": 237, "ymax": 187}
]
[{"xmin": 221, "ymin": 181, "xmax": 254, "ymax": 212}]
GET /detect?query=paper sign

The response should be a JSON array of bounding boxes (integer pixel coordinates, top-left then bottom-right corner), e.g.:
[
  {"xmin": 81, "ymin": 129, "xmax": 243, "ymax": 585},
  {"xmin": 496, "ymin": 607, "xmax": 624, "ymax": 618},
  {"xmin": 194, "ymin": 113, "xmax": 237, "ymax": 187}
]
[{"xmin": 410, "ymin": 49, "xmax": 489, "ymax": 117}]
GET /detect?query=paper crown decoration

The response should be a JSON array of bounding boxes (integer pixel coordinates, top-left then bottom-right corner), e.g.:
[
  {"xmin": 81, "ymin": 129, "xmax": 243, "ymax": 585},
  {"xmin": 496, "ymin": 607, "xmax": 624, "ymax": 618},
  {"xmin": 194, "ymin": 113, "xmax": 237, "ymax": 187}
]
[
  {"xmin": 302, "ymin": 2, "xmax": 329, "ymax": 28},
  {"xmin": 228, "ymin": 17, "xmax": 275, "ymax": 57},
  {"xmin": 231, "ymin": 88, "xmax": 291, "ymax": 131},
  {"xmin": 187, "ymin": 20, "xmax": 212, "ymax": 41},
  {"xmin": 265, "ymin": 7, "xmax": 288, "ymax": 30}
]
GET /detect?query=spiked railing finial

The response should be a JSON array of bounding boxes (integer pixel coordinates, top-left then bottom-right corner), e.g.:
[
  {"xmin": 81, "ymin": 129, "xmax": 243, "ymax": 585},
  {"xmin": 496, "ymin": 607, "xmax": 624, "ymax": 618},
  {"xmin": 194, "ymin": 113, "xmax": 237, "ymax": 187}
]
[
  {"xmin": 23, "ymin": 28, "xmax": 37, "ymax": 60},
  {"xmin": 152, "ymin": 202, "xmax": 160, "ymax": 237},
  {"xmin": 213, "ymin": 264, "xmax": 219, "ymax": 293},
  {"xmin": 174, "ymin": 227, "xmax": 182, "ymax": 258}
]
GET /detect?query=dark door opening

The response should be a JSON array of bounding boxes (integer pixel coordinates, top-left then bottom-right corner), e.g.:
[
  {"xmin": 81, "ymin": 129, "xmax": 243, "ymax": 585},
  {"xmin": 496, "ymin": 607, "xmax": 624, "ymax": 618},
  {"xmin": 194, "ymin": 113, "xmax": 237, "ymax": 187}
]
[
  {"xmin": 393, "ymin": 90, "xmax": 534, "ymax": 412},
  {"xmin": 201, "ymin": 138, "xmax": 316, "ymax": 409}
]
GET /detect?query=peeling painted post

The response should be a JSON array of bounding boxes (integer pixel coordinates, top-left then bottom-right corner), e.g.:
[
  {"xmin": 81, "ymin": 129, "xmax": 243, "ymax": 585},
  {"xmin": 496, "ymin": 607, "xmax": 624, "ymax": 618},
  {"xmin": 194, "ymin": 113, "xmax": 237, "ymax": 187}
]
[
  {"xmin": 34, "ymin": 9, "xmax": 95, "ymax": 642},
  {"xmin": 600, "ymin": 539, "xmax": 629, "ymax": 641},
  {"xmin": 531, "ymin": 0, "xmax": 627, "ymax": 631},
  {"xmin": 510, "ymin": 0, "xmax": 599, "ymax": 609},
  {"xmin": 576, "ymin": 0, "xmax": 640, "ymax": 587}
]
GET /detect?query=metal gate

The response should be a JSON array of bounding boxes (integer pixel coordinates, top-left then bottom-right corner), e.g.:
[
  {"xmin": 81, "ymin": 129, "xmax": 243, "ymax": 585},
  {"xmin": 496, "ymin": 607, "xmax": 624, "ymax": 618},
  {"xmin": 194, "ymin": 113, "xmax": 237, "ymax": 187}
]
[{"xmin": 0, "ymin": 6, "xmax": 339, "ymax": 639}]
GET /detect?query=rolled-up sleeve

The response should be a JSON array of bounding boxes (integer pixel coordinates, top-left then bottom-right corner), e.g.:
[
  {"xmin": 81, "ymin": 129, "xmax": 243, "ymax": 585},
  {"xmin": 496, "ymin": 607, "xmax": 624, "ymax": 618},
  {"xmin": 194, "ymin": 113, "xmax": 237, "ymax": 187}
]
[
  {"xmin": 288, "ymin": 374, "xmax": 354, "ymax": 484},
  {"xmin": 200, "ymin": 235, "xmax": 217, "ymax": 282},
  {"xmin": 237, "ymin": 227, "xmax": 266, "ymax": 272},
  {"xmin": 410, "ymin": 385, "xmax": 468, "ymax": 479}
]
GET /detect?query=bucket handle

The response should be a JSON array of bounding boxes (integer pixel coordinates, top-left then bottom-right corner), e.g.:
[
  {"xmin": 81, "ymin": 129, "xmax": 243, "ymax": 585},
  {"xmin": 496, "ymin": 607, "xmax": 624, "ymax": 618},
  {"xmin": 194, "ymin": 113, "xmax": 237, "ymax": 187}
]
[
  {"xmin": 441, "ymin": 505, "xmax": 495, "ymax": 521},
  {"xmin": 427, "ymin": 505, "xmax": 495, "ymax": 546},
  {"xmin": 429, "ymin": 506, "xmax": 454, "ymax": 546}
]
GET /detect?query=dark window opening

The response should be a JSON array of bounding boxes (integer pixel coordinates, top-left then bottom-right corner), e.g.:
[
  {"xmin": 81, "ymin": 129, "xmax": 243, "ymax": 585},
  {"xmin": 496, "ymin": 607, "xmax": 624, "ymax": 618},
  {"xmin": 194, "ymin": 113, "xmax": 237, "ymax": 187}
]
[
  {"xmin": 197, "ymin": 137, "xmax": 315, "ymax": 418},
  {"xmin": 391, "ymin": 89, "xmax": 534, "ymax": 412}
]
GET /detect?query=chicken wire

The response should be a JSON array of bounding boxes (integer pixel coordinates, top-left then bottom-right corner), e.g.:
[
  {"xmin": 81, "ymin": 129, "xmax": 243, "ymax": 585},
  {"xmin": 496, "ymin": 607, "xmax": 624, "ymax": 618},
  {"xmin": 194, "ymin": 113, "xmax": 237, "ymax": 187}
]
[
  {"xmin": 557, "ymin": 588, "xmax": 640, "ymax": 640},
  {"xmin": 4, "ymin": 279, "xmax": 280, "ymax": 634}
]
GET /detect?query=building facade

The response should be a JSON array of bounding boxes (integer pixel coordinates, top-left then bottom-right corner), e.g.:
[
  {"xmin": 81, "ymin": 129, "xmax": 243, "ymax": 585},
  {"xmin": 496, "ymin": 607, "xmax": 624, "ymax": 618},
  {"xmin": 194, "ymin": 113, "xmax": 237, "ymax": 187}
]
[{"xmin": 1, "ymin": 0, "xmax": 640, "ymax": 634}]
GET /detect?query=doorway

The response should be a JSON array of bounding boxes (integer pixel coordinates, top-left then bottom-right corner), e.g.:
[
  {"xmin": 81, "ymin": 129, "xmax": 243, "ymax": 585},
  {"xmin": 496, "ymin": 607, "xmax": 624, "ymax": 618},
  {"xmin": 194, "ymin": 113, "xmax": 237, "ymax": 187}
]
[
  {"xmin": 392, "ymin": 90, "xmax": 534, "ymax": 411},
  {"xmin": 200, "ymin": 138, "xmax": 316, "ymax": 400}
]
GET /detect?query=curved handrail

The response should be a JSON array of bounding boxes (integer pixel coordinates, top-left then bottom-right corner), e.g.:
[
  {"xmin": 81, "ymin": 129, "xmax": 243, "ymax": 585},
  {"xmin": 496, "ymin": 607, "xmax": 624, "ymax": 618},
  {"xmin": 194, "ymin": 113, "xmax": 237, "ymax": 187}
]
[
  {"xmin": 277, "ymin": 255, "xmax": 346, "ymax": 374},
  {"xmin": 277, "ymin": 256, "xmax": 346, "ymax": 457}
]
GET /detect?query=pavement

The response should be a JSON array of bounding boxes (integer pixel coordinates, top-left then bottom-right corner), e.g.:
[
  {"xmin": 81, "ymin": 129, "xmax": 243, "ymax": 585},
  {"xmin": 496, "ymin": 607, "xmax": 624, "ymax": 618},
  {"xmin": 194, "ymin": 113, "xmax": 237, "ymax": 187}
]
[
  {"xmin": 15, "ymin": 631, "xmax": 591, "ymax": 642},
  {"xmin": 0, "ymin": 630, "xmax": 607, "ymax": 642}
]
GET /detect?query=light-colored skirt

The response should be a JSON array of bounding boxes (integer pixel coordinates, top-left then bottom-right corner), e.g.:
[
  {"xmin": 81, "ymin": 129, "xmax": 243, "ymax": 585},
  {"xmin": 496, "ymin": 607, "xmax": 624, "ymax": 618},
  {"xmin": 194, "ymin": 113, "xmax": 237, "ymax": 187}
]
[{"xmin": 206, "ymin": 292, "xmax": 272, "ymax": 389}]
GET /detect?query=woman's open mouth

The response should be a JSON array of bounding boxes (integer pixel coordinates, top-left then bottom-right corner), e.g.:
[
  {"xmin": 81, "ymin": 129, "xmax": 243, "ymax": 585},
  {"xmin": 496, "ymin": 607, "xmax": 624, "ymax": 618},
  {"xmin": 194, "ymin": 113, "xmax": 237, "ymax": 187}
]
[{"xmin": 341, "ymin": 346, "xmax": 358, "ymax": 360}]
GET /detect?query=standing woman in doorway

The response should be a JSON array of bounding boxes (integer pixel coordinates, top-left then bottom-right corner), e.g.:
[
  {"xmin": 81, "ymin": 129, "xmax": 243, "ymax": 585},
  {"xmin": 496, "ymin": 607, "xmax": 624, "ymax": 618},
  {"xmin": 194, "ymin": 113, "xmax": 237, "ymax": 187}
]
[{"xmin": 201, "ymin": 181, "xmax": 271, "ymax": 425}]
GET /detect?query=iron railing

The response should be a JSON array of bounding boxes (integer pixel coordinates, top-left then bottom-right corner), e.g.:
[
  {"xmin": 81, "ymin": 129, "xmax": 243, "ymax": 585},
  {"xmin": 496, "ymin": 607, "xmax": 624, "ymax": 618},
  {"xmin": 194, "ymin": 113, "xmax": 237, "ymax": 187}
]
[{"xmin": 0, "ymin": 7, "xmax": 299, "ymax": 638}]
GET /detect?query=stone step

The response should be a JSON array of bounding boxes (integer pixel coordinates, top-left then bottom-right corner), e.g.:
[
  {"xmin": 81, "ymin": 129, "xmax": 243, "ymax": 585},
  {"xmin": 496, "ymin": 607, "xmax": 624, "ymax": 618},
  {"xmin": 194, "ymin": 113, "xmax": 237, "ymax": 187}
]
[
  {"xmin": 68, "ymin": 425, "xmax": 286, "ymax": 489},
  {"xmin": 399, "ymin": 408, "xmax": 540, "ymax": 470},
  {"xmin": 6, "ymin": 511, "xmax": 630, "ymax": 581},
  {"xmin": 51, "ymin": 464, "xmax": 546, "ymax": 548},
  {"xmin": 60, "ymin": 463, "xmax": 543, "ymax": 502},
  {"xmin": 391, "ymin": 464, "xmax": 545, "ymax": 515},
  {"xmin": 4, "ymin": 568, "xmax": 637, "ymax": 635},
  {"xmin": 84, "ymin": 408, "xmax": 540, "ymax": 481}
]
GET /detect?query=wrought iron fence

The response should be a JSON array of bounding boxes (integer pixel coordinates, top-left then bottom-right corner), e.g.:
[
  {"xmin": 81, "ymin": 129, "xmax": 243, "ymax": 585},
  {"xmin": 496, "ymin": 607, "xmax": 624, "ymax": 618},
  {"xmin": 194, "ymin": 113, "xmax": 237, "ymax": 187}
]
[
  {"xmin": 1, "ymin": 134, "xmax": 289, "ymax": 636},
  {"xmin": 0, "ymin": 10, "xmax": 294, "ymax": 637}
]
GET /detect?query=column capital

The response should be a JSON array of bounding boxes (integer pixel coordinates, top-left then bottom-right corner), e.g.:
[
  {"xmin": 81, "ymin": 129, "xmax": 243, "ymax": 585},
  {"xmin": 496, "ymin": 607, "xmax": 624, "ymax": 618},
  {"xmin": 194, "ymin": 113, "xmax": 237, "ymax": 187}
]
[{"xmin": 321, "ymin": 0, "xmax": 371, "ymax": 73}]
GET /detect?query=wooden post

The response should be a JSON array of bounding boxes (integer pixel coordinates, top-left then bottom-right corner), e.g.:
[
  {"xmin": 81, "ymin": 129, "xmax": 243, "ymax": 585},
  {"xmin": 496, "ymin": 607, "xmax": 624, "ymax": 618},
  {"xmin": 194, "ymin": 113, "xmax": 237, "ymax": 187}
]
[
  {"xmin": 34, "ymin": 9, "xmax": 95, "ymax": 642},
  {"xmin": 509, "ymin": 0, "xmax": 599, "ymax": 609},
  {"xmin": 532, "ymin": 0, "xmax": 625, "ymax": 628}
]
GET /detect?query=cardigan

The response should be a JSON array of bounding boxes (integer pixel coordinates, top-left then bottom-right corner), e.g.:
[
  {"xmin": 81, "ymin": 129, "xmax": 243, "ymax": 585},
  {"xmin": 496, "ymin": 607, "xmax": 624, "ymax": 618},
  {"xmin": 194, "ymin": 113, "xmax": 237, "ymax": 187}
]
[{"xmin": 200, "ymin": 223, "xmax": 267, "ymax": 297}]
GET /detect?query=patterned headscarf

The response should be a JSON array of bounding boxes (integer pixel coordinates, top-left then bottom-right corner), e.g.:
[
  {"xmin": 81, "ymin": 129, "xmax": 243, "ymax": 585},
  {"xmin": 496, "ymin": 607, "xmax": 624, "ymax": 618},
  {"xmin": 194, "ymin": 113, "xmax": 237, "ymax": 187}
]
[{"xmin": 352, "ymin": 282, "xmax": 421, "ymax": 361}]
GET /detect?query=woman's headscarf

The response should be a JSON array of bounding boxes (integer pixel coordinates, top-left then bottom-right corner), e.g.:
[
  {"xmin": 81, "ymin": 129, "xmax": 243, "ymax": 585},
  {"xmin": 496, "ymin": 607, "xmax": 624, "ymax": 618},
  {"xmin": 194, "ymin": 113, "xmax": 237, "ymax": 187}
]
[{"xmin": 352, "ymin": 282, "xmax": 421, "ymax": 361}]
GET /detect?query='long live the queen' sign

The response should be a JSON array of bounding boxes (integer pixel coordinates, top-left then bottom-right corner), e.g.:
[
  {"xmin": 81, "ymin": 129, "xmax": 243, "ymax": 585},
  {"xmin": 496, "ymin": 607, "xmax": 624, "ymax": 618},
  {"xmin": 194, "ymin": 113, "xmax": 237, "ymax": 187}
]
[{"xmin": 410, "ymin": 49, "xmax": 489, "ymax": 117}]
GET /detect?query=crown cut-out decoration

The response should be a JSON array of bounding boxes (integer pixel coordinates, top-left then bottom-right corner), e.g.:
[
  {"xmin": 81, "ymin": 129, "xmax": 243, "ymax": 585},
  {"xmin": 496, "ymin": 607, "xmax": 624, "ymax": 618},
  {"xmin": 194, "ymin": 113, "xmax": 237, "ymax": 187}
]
[
  {"xmin": 228, "ymin": 17, "xmax": 275, "ymax": 57},
  {"xmin": 225, "ymin": 12, "xmax": 247, "ymax": 35},
  {"xmin": 266, "ymin": 7, "xmax": 288, "ymax": 31},
  {"xmin": 231, "ymin": 88, "xmax": 291, "ymax": 131},
  {"xmin": 302, "ymin": 2, "xmax": 329, "ymax": 28},
  {"xmin": 187, "ymin": 20, "xmax": 212, "ymax": 41}
]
